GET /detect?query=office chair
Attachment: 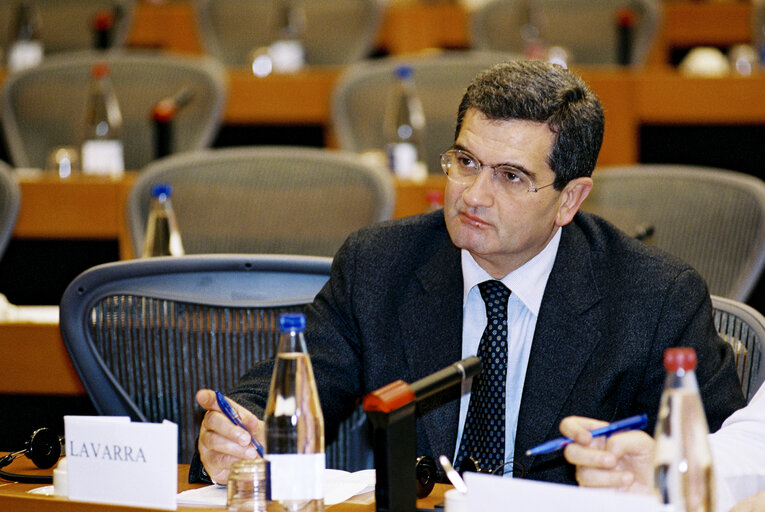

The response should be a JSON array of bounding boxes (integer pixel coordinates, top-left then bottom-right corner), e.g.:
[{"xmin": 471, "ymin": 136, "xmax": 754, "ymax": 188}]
[
  {"xmin": 0, "ymin": 0, "xmax": 135, "ymax": 55},
  {"xmin": 192, "ymin": 0, "xmax": 383, "ymax": 67},
  {"xmin": 331, "ymin": 51, "xmax": 521, "ymax": 175},
  {"xmin": 0, "ymin": 161, "xmax": 21, "ymax": 262},
  {"xmin": 753, "ymin": 0, "xmax": 765, "ymax": 58},
  {"xmin": 127, "ymin": 146, "xmax": 395, "ymax": 259},
  {"xmin": 0, "ymin": 50, "xmax": 227, "ymax": 170},
  {"xmin": 712, "ymin": 295, "xmax": 765, "ymax": 403},
  {"xmin": 470, "ymin": 0, "xmax": 661, "ymax": 67},
  {"xmin": 59, "ymin": 254, "xmax": 373, "ymax": 469},
  {"xmin": 582, "ymin": 165, "xmax": 765, "ymax": 302}
]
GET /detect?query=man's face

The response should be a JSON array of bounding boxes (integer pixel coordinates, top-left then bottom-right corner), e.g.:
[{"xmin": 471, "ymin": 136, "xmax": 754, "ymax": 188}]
[{"xmin": 444, "ymin": 108, "xmax": 579, "ymax": 278}]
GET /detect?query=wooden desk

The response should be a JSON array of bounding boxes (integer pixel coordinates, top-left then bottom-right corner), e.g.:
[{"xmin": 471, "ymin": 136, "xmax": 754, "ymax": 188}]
[
  {"xmin": 11, "ymin": 172, "xmax": 448, "ymax": 261},
  {"xmin": 0, "ymin": 455, "xmax": 448, "ymax": 511}
]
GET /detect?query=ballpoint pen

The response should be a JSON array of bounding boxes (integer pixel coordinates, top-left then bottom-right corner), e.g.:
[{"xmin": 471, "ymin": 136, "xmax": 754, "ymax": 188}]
[
  {"xmin": 525, "ymin": 413, "xmax": 648, "ymax": 456},
  {"xmin": 215, "ymin": 390, "xmax": 265, "ymax": 458}
]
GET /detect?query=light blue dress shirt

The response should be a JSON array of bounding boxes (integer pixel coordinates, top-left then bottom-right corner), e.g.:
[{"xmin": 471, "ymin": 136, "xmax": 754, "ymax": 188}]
[{"xmin": 454, "ymin": 228, "xmax": 561, "ymax": 474}]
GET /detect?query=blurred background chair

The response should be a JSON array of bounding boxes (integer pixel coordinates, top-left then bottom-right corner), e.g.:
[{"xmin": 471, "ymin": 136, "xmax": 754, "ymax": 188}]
[
  {"xmin": 0, "ymin": 0, "xmax": 135, "ymax": 55},
  {"xmin": 712, "ymin": 295, "xmax": 765, "ymax": 403},
  {"xmin": 752, "ymin": 0, "xmax": 765, "ymax": 58},
  {"xmin": 59, "ymin": 254, "xmax": 372, "ymax": 469},
  {"xmin": 0, "ymin": 161, "xmax": 21, "ymax": 262},
  {"xmin": 192, "ymin": 0, "xmax": 383, "ymax": 67},
  {"xmin": 331, "ymin": 50, "xmax": 520, "ymax": 175},
  {"xmin": 127, "ymin": 146, "xmax": 395, "ymax": 258},
  {"xmin": 0, "ymin": 50, "xmax": 226, "ymax": 170},
  {"xmin": 470, "ymin": 0, "xmax": 661, "ymax": 67},
  {"xmin": 582, "ymin": 165, "xmax": 765, "ymax": 302}
]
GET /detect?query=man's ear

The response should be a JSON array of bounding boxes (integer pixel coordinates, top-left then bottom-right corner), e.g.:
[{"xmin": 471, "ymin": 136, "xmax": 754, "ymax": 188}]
[{"xmin": 555, "ymin": 177, "xmax": 593, "ymax": 227}]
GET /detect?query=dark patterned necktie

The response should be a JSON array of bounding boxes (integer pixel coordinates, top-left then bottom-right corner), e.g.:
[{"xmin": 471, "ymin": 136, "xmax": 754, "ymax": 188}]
[{"xmin": 454, "ymin": 279, "xmax": 511, "ymax": 474}]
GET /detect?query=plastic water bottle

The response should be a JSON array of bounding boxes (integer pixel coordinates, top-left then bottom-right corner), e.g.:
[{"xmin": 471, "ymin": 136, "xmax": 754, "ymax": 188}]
[
  {"xmin": 81, "ymin": 62, "xmax": 124, "ymax": 176},
  {"xmin": 652, "ymin": 347, "xmax": 715, "ymax": 512},
  {"xmin": 141, "ymin": 184, "xmax": 185, "ymax": 258},
  {"xmin": 7, "ymin": 0, "xmax": 44, "ymax": 72},
  {"xmin": 265, "ymin": 313, "xmax": 325, "ymax": 512},
  {"xmin": 383, "ymin": 64, "xmax": 427, "ymax": 181}
]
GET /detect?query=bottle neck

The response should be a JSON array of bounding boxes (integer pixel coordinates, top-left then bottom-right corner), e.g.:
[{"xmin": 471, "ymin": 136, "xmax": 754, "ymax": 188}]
[
  {"xmin": 663, "ymin": 368, "xmax": 700, "ymax": 393},
  {"xmin": 277, "ymin": 329, "xmax": 308, "ymax": 354}
]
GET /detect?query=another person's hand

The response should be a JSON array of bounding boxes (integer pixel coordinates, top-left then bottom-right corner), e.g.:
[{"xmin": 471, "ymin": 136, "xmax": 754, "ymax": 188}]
[
  {"xmin": 560, "ymin": 416, "xmax": 654, "ymax": 494},
  {"xmin": 196, "ymin": 388, "xmax": 264, "ymax": 484},
  {"xmin": 731, "ymin": 492, "xmax": 765, "ymax": 512}
]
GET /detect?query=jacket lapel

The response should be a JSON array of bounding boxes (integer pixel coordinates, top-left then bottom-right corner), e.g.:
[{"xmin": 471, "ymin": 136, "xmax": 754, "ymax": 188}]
[
  {"xmin": 514, "ymin": 222, "xmax": 603, "ymax": 472},
  {"xmin": 398, "ymin": 237, "xmax": 463, "ymax": 461}
]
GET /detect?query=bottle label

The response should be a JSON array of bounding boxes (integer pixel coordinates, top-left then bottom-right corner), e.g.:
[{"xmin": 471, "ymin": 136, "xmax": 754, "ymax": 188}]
[
  {"xmin": 266, "ymin": 453, "xmax": 325, "ymax": 500},
  {"xmin": 82, "ymin": 139, "xmax": 125, "ymax": 176},
  {"xmin": 7, "ymin": 40, "xmax": 43, "ymax": 72},
  {"xmin": 269, "ymin": 39, "xmax": 305, "ymax": 74},
  {"xmin": 386, "ymin": 142, "xmax": 417, "ymax": 177}
]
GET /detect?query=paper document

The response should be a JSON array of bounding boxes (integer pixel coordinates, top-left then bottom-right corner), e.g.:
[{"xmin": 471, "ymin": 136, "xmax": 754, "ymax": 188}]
[{"xmin": 177, "ymin": 468, "xmax": 375, "ymax": 507}]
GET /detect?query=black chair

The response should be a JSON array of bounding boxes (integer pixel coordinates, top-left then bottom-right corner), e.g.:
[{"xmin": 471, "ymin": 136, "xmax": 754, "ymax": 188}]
[
  {"xmin": 59, "ymin": 254, "xmax": 372, "ymax": 469},
  {"xmin": 712, "ymin": 295, "xmax": 765, "ymax": 403}
]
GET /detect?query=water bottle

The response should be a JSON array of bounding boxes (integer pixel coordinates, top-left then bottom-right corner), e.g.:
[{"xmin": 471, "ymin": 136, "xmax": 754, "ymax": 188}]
[
  {"xmin": 268, "ymin": 0, "xmax": 306, "ymax": 73},
  {"xmin": 265, "ymin": 313, "xmax": 325, "ymax": 512},
  {"xmin": 81, "ymin": 62, "xmax": 124, "ymax": 176},
  {"xmin": 383, "ymin": 64, "xmax": 427, "ymax": 181},
  {"xmin": 141, "ymin": 184, "xmax": 185, "ymax": 258},
  {"xmin": 7, "ymin": 0, "xmax": 44, "ymax": 73},
  {"xmin": 653, "ymin": 347, "xmax": 715, "ymax": 512}
]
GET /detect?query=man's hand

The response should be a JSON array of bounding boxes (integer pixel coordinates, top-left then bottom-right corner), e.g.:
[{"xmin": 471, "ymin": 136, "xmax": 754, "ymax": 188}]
[
  {"xmin": 731, "ymin": 492, "xmax": 765, "ymax": 512},
  {"xmin": 560, "ymin": 416, "xmax": 654, "ymax": 494},
  {"xmin": 196, "ymin": 388, "xmax": 265, "ymax": 484}
]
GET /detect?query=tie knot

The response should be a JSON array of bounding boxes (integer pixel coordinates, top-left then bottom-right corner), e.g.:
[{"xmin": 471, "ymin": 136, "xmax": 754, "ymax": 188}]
[{"xmin": 478, "ymin": 280, "xmax": 510, "ymax": 310}]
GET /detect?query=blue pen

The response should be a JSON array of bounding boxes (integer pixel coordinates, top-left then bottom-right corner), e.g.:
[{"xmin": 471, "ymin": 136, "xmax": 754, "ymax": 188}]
[
  {"xmin": 215, "ymin": 390, "xmax": 265, "ymax": 458},
  {"xmin": 525, "ymin": 413, "xmax": 648, "ymax": 456}
]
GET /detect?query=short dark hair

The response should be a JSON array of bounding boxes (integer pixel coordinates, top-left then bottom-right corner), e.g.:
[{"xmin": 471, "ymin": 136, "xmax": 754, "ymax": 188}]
[{"xmin": 455, "ymin": 59, "xmax": 605, "ymax": 189}]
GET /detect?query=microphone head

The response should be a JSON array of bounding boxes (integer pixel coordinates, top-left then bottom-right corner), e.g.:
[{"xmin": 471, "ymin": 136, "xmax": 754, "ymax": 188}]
[{"xmin": 27, "ymin": 428, "xmax": 61, "ymax": 469}]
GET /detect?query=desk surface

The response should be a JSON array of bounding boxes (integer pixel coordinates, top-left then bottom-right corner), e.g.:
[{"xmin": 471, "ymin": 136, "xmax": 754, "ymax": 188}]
[{"xmin": 0, "ymin": 455, "xmax": 447, "ymax": 512}]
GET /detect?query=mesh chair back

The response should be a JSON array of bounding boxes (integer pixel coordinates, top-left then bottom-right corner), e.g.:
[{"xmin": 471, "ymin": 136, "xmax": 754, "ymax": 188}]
[
  {"xmin": 0, "ymin": 160, "xmax": 21, "ymax": 260},
  {"xmin": 470, "ymin": 0, "xmax": 661, "ymax": 67},
  {"xmin": 582, "ymin": 165, "xmax": 765, "ymax": 302},
  {"xmin": 712, "ymin": 295, "xmax": 765, "ymax": 403},
  {"xmin": 0, "ymin": 0, "xmax": 135, "ymax": 55},
  {"xmin": 753, "ymin": 0, "xmax": 765, "ymax": 58},
  {"xmin": 193, "ymin": 0, "xmax": 383, "ymax": 67},
  {"xmin": 127, "ymin": 146, "xmax": 395, "ymax": 258},
  {"xmin": 0, "ymin": 50, "xmax": 226, "ymax": 170},
  {"xmin": 331, "ymin": 51, "xmax": 521, "ymax": 174},
  {"xmin": 59, "ymin": 254, "xmax": 371, "ymax": 469}
]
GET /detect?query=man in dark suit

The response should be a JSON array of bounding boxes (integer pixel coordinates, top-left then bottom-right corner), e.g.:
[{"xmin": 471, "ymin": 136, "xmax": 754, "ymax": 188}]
[{"xmin": 194, "ymin": 60, "xmax": 745, "ymax": 485}]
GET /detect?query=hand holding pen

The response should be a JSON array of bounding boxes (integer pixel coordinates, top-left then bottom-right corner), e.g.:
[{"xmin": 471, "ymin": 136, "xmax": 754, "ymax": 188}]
[
  {"xmin": 526, "ymin": 414, "xmax": 648, "ymax": 456},
  {"xmin": 215, "ymin": 390, "xmax": 265, "ymax": 457}
]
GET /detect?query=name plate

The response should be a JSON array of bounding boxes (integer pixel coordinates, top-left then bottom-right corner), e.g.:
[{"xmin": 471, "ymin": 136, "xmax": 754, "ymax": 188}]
[{"xmin": 64, "ymin": 416, "xmax": 178, "ymax": 510}]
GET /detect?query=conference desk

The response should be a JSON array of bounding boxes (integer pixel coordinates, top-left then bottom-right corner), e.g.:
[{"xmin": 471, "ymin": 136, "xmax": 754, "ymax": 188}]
[
  {"xmin": 0, "ymin": 455, "xmax": 449, "ymax": 511},
  {"xmin": 11, "ymin": 171, "xmax": 448, "ymax": 261}
]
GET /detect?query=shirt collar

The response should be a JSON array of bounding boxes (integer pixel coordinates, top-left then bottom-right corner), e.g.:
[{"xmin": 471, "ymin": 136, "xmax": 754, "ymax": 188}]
[{"xmin": 461, "ymin": 227, "xmax": 562, "ymax": 317}]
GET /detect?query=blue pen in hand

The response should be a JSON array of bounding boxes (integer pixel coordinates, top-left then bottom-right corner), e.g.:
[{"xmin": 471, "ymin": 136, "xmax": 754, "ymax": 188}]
[
  {"xmin": 525, "ymin": 413, "xmax": 648, "ymax": 456},
  {"xmin": 215, "ymin": 390, "xmax": 265, "ymax": 458}
]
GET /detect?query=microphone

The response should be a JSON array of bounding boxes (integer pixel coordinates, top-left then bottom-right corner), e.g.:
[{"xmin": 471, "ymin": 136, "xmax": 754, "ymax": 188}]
[
  {"xmin": 409, "ymin": 356, "xmax": 481, "ymax": 402},
  {"xmin": 152, "ymin": 87, "xmax": 195, "ymax": 123}
]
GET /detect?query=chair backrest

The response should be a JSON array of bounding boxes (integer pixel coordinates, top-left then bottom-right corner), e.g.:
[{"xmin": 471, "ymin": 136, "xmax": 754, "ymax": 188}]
[
  {"xmin": 470, "ymin": 0, "xmax": 661, "ymax": 67},
  {"xmin": 331, "ymin": 51, "xmax": 521, "ymax": 175},
  {"xmin": 0, "ymin": 0, "xmax": 135, "ymax": 55},
  {"xmin": 712, "ymin": 295, "xmax": 765, "ymax": 403},
  {"xmin": 0, "ymin": 50, "xmax": 227, "ymax": 170},
  {"xmin": 59, "ymin": 254, "xmax": 372, "ymax": 469},
  {"xmin": 752, "ymin": 0, "xmax": 765, "ymax": 57},
  {"xmin": 582, "ymin": 165, "xmax": 765, "ymax": 302},
  {"xmin": 0, "ymin": 160, "xmax": 21, "ymax": 261},
  {"xmin": 192, "ymin": 0, "xmax": 383, "ymax": 67},
  {"xmin": 127, "ymin": 146, "xmax": 395, "ymax": 258}
]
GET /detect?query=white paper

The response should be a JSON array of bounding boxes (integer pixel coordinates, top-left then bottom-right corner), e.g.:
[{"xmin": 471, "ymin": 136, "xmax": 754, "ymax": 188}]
[
  {"xmin": 464, "ymin": 471, "xmax": 661, "ymax": 512},
  {"xmin": 64, "ymin": 416, "xmax": 178, "ymax": 510},
  {"xmin": 81, "ymin": 139, "xmax": 124, "ymax": 176},
  {"xmin": 176, "ymin": 468, "xmax": 375, "ymax": 507}
]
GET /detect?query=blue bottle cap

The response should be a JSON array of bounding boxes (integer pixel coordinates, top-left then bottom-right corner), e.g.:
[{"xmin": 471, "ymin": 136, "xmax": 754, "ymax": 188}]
[
  {"xmin": 394, "ymin": 64, "xmax": 413, "ymax": 80},
  {"xmin": 279, "ymin": 313, "xmax": 306, "ymax": 332},
  {"xmin": 151, "ymin": 183, "xmax": 172, "ymax": 198}
]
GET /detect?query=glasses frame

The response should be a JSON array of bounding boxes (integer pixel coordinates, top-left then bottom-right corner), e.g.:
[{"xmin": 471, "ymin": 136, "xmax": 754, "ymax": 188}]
[{"xmin": 439, "ymin": 148, "xmax": 556, "ymax": 195}]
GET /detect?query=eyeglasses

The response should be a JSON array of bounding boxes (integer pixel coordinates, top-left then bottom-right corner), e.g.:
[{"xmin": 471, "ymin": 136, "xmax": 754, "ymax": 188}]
[{"xmin": 440, "ymin": 148, "xmax": 555, "ymax": 196}]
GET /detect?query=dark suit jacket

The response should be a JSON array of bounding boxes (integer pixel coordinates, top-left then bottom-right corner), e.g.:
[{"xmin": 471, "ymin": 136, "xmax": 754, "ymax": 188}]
[{"xmin": 229, "ymin": 210, "xmax": 745, "ymax": 484}]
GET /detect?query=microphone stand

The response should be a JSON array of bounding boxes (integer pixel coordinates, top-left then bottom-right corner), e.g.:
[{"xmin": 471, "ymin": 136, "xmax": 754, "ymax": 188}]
[{"xmin": 362, "ymin": 356, "xmax": 481, "ymax": 512}]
